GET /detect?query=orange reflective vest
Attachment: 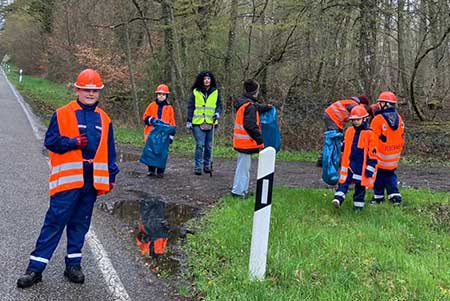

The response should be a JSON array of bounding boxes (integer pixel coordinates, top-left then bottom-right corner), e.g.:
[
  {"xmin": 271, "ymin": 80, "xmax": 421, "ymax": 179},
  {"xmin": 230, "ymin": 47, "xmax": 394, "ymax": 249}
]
[
  {"xmin": 370, "ymin": 112, "xmax": 404, "ymax": 170},
  {"xmin": 233, "ymin": 102, "xmax": 264, "ymax": 150},
  {"xmin": 339, "ymin": 127, "xmax": 378, "ymax": 188},
  {"xmin": 325, "ymin": 99, "xmax": 359, "ymax": 130},
  {"xmin": 48, "ymin": 101, "xmax": 111, "ymax": 196},
  {"xmin": 143, "ymin": 102, "xmax": 176, "ymax": 141}
]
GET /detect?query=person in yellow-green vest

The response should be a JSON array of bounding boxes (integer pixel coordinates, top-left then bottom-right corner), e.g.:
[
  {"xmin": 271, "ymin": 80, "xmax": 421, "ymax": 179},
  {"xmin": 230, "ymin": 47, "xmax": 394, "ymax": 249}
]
[{"xmin": 186, "ymin": 71, "xmax": 222, "ymax": 175}]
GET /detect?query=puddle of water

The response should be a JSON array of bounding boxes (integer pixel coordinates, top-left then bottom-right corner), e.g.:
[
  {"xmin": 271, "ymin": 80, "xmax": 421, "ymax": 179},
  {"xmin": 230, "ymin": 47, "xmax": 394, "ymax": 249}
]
[{"xmin": 105, "ymin": 191, "xmax": 198, "ymax": 274}]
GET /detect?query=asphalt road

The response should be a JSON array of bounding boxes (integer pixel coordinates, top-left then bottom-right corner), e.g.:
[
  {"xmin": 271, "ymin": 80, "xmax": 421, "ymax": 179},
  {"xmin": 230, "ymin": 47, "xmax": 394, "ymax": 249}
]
[{"xmin": 0, "ymin": 71, "xmax": 174, "ymax": 301}]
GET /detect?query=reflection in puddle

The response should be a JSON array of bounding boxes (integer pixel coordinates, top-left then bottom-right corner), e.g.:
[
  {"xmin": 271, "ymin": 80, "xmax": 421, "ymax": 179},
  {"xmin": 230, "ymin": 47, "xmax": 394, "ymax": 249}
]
[{"xmin": 106, "ymin": 192, "xmax": 198, "ymax": 274}]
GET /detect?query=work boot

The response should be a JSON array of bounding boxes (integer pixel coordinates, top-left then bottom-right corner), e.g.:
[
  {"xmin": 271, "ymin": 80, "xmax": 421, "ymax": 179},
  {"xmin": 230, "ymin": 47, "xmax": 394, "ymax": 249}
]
[
  {"xmin": 331, "ymin": 199, "xmax": 341, "ymax": 208},
  {"xmin": 390, "ymin": 196, "xmax": 402, "ymax": 206},
  {"xmin": 370, "ymin": 197, "xmax": 384, "ymax": 205},
  {"xmin": 156, "ymin": 173, "xmax": 164, "ymax": 178},
  {"xmin": 64, "ymin": 265, "xmax": 85, "ymax": 284},
  {"xmin": 194, "ymin": 169, "xmax": 202, "ymax": 176},
  {"xmin": 17, "ymin": 271, "xmax": 42, "ymax": 288},
  {"xmin": 203, "ymin": 167, "xmax": 211, "ymax": 174}
]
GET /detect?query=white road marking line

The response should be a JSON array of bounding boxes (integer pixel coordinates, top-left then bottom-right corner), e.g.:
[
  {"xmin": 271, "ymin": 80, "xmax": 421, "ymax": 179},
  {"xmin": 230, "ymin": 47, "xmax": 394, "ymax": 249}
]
[{"xmin": 2, "ymin": 69, "xmax": 130, "ymax": 300}]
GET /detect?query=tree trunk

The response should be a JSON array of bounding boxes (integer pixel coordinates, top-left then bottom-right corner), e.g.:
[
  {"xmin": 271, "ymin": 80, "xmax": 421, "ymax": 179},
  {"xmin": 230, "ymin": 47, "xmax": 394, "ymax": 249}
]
[
  {"xmin": 222, "ymin": 0, "xmax": 239, "ymax": 126},
  {"xmin": 358, "ymin": 0, "xmax": 377, "ymax": 101},
  {"xmin": 124, "ymin": 23, "xmax": 141, "ymax": 125},
  {"xmin": 161, "ymin": 0, "xmax": 186, "ymax": 124}
]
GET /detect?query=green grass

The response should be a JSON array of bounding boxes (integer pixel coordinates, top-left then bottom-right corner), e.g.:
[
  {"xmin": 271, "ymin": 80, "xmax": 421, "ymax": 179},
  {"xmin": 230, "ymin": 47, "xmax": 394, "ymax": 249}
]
[
  {"xmin": 183, "ymin": 188, "xmax": 450, "ymax": 300},
  {"xmin": 5, "ymin": 66, "xmax": 74, "ymax": 123}
]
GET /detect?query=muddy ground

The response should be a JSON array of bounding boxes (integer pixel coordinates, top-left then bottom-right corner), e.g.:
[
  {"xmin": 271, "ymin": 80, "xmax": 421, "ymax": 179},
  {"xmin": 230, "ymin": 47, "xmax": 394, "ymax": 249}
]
[{"xmin": 99, "ymin": 144, "xmax": 450, "ymax": 298}]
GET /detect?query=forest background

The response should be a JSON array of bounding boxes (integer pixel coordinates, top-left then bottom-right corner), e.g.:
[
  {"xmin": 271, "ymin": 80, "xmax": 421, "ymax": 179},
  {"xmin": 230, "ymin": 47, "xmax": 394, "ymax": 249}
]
[{"xmin": 1, "ymin": 0, "xmax": 450, "ymax": 158}]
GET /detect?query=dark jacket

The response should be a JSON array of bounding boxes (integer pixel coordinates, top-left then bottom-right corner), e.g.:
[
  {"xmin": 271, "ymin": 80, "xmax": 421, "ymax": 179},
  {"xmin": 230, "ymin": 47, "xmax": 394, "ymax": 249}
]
[{"xmin": 233, "ymin": 93, "xmax": 272, "ymax": 154}]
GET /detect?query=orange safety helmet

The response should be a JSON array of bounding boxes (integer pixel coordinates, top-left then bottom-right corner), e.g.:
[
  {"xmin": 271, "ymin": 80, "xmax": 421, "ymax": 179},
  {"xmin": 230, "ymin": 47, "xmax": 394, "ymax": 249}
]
[
  {"xmin": 155, "ymin": 84, "xmax": 170, "ymax": 94},
  {"xmin": 377, "ymin": 91, "xmax": 397, "ymax": 103},
  {"xmin": 74, "ymin": 69, "xmax": 104, "ymax": 90},
  {"xmin": 349, "ymin": 105, "xmax": 369, "ymax": 119}
]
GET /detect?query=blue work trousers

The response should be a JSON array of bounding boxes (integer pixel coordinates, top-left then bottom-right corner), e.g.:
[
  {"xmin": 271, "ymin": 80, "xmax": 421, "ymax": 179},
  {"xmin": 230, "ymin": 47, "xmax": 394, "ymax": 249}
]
[
  {"xmin": 373, "ymin": 168, "xmax": 401, "ymax": 202},
  {"xmin": 334, "ymin": 180, "xmax": 366, "ymax": 209},
  {"xmin": 27, "ymin": 172, "xmax": 97, "ymax": 272},
  {"xmin": 192, "ymin": 125, "xmax": 213, "ymax": 171}
]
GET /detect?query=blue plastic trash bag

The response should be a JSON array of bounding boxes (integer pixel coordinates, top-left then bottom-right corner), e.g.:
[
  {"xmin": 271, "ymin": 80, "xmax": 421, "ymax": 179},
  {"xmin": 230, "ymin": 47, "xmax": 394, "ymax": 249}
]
[
  {"xmin": 322, "ymin": 130, "xmax": 343, "ymax": 185},
  {"xmin": 140, "ymin": 123, "xmax": 176, "ymax": 169},
  {"xmin": 260, "ymin": 107, "xmax": 281, "ymax": 152}
]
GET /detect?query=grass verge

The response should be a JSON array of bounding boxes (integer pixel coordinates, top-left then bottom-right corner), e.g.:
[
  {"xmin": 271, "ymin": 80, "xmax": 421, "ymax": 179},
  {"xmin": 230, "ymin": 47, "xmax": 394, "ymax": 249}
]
[{"xmin": 183, "ymin": 188, "xmax": 450, "ymax": 300}]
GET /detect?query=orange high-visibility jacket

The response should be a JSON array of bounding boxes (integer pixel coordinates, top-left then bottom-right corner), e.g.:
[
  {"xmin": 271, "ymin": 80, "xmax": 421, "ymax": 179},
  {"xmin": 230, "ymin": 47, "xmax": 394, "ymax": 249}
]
[
  {"xmin": 48, "ymin": 101, "xmax": 110, "ymax": 196},
  {"xmin": 233, "ymin": 102, "xmax": 264, "ymax": 150},
  {"xmin": 370, "ymin": 111, "xmax": 404, "ymax": 170},
  {"xmin": 143, "ymin": 102, "xmax": 176, "ymax": 141},
  {"xmin": 325, "ymin": 99, "xmax": 359, "ymax": 130},
  {"xmin": 339, "ymin": 126, "xmax": 378, "ymax": 188}
]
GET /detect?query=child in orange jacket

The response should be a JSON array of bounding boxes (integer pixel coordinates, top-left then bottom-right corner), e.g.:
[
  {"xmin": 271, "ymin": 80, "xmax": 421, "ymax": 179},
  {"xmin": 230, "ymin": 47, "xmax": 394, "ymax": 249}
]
[
  {"xmin": 332, "ymin": 105, "xmax": 377, "ymax": 210},
  {"xmin": 143, "ymin": 84, "xmax": 176, "ymax": 177}
]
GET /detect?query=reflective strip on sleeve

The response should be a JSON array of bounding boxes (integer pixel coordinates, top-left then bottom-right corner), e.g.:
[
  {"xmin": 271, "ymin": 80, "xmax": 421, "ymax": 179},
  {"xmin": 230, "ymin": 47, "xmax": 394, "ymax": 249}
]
[
  {"xmin": 366, "ymin": 165, "xmax": 375, "ymax": 172},
  {"xmin": 67, "ymin": 253, "xmax": 82, "ymax": 258},
  {"xmin": 352, "ymin": 174, "xmax": 362, "ymax": 180}
]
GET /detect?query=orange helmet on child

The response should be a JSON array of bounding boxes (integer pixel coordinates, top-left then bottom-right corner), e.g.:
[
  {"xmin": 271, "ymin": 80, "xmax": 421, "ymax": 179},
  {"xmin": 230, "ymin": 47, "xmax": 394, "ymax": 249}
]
[
  {"xmin": 349, "ymin": 105, "xmax": 369, "ymax": 119},
  {"xmin": 155, "ymin": 84, "xmax": 170, "ymax": 94},
  {"xmin": 74, "ymin": 69, "xmax": 104, "ymax": 89},
  {"xmin": 377, "ymin": 91, "xmax": 397, "ymax": 103}
]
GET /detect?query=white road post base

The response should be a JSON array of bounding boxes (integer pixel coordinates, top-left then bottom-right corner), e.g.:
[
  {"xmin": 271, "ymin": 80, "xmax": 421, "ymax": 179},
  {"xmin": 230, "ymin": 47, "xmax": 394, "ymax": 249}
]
[{"xmin": 249, "ymin": 146, "xmax": 276, "ymax": 280}]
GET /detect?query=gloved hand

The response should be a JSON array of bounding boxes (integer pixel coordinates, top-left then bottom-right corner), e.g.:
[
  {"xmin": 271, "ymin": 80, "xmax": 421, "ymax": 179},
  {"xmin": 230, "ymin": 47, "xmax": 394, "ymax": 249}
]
[
  {"xmin": 169, "ymin": 135, "xmax": 174, "ymax": 144},
  {"xmin": 213, "ymin": 112, "xmax": 220, "ymax": 120},
  {"xmin": 74, "ymin": 134, "xmax": 88, "ymax": 149},
  {"xmin": 186, "ymin": 122, "xmax": 192, "ymax": 129},
  {"xmin": 150, "ymin": 117, "xmax": 160, "ymax": 125},
  {"xmin": 97, "ymin": 183, "xmax": 115, "ymax": 196}
]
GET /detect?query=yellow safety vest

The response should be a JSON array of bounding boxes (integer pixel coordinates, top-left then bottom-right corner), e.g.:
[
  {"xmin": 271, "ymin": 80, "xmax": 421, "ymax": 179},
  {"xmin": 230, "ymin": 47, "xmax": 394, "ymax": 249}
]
[{"xmin": 192, "ymin": 89, "xmax": 219, "ymax": 125}]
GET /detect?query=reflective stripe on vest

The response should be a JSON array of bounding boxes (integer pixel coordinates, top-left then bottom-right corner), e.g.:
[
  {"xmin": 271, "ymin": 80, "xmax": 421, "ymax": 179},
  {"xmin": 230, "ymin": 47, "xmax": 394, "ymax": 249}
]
[
  {"xmin": 48, "ymin": 101, "xmax": 110, "ymax": 196},
  {"xmin": 192, "ymin": 89, "xmax": 218, "ymax": 125},
  {"xmin": 325, "ymin": 99, "xmax": 358, "ymax": 129},
  {"xmin": 233, "ymin": 102, "xmax": 263, "ymax": 150}
]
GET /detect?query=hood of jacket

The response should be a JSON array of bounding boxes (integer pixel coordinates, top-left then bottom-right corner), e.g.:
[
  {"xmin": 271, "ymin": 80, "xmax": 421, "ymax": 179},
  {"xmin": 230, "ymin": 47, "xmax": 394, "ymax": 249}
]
[
  {"xmin": 234, "ymin": 93, "xmax": 257, "ymax": 111},
  {"xmin": 375, "ymin": 107, "xmax": 400, "ymax": 130}
]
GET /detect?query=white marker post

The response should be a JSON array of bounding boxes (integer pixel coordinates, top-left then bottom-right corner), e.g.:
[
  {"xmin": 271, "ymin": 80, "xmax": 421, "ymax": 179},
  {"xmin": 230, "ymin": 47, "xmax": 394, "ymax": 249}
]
[
  {"xmin": 249, "ymin": 146, "xmax": 276, "ymax": 280},
  {"xmin": 19, "ymin": 68, "xmax": 23, "ymax": 83}
]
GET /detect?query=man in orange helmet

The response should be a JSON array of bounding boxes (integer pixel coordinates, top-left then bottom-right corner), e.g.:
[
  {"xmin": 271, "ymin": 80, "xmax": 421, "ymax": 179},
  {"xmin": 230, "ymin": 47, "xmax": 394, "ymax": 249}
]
[
  {"xmin": 142, "ymin": 84, "xmax": 176, "ymax": 177},
  {"xmin": 331, "ymin": 105, "xmax": 378, "ymax": 210},
  {"xmin": 17, "ymin": 69, "xmax": 119, "ymax": 288},
  {"xmin": 318, "ymin": 95, "xmax": 369, "ymax": 167},
  {"xmin": 370, "ymin": 91, "xmax": 404, "ymax": 206}
]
